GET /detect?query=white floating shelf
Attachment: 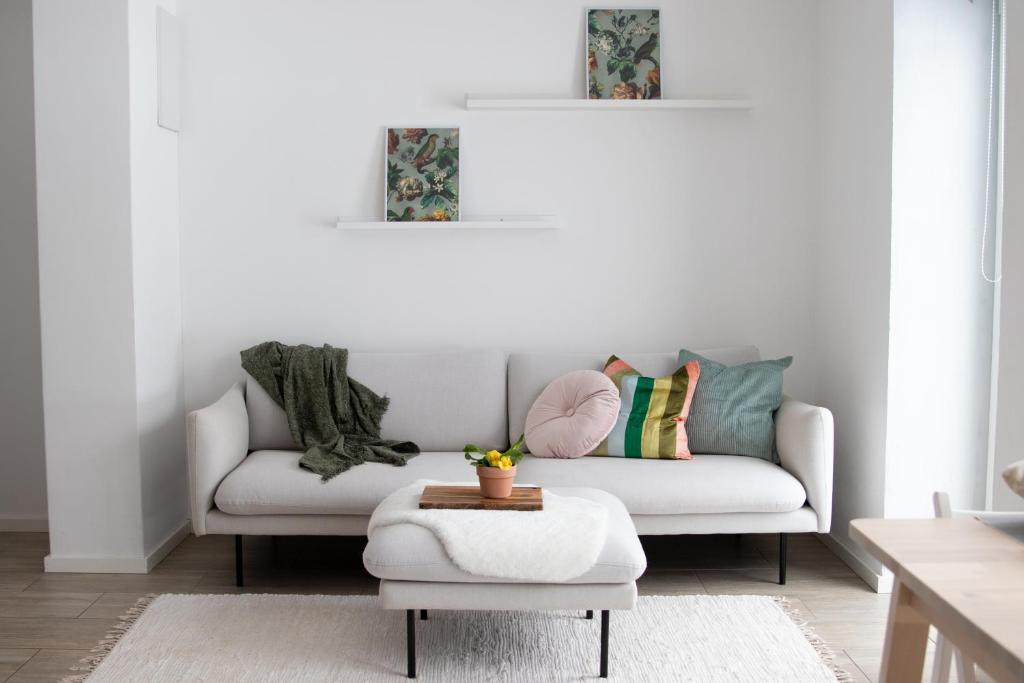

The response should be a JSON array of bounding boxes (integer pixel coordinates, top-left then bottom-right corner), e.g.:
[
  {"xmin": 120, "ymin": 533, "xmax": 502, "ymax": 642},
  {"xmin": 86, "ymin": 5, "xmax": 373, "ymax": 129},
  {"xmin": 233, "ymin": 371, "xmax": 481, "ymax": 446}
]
[
  {"xmin": 334, "ymin": 215, "xmax": 561, "ymax": 231},
  {"xmin": 465, "ymin": 95, "xmax": 753, "ymax": 111}
]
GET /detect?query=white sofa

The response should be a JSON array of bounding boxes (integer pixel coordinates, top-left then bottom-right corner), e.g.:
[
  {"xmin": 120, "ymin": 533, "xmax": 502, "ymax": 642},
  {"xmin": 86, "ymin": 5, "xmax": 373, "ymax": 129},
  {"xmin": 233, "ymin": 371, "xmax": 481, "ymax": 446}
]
[{"xmin": 187, "ymin": 347, "xmax": 834, "ymax": 586}]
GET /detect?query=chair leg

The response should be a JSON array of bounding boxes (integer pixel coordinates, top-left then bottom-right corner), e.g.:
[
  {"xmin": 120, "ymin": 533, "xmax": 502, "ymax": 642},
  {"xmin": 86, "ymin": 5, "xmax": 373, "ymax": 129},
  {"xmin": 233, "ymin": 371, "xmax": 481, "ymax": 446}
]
[
  {"xmin": 955, "ymin": 649, "xmax": 978, "ymax": 683},
  {"xmin": 234, "ymin": 535, "xmax": 244, "ymax": 587},
  {"xmin": 932, "ymin": 633, "xmax": 953, "ymax": 683},
  {"xmin": 586, "ymin": 610, "xmax": 593, "ymax": 620},
  {"xmin": 779, "ymin": 533, "xmax": 788, "ymax": 585},
  {"xmin": 600, "ymin": 610, "xmax": 609, "ymax": 678},
  {"xmin": 420, "ymin": 609, "xmax": 428, "ymax": 621},
  {"xmin": 406, "ymin": 610, "xmax": 416, "ymax": 678}
]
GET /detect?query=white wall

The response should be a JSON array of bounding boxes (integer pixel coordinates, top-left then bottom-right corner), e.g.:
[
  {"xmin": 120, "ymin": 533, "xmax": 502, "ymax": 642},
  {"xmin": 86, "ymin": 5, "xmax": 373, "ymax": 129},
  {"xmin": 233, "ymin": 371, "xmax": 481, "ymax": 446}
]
[
  {"xmin": 178, "ymin": 0, "xmax": 822, "ymax": 413},
  {"xmin": 887, "ymin": 0, "xmax": 996, "ymax": 516},
  {"xmin": 0, "ymin": 0, "xmax": 48, "ymax": 531},
  {"xmin": 814, "ymin": 2, "xmax": 894, "ymax": 582},
  {"xmin": 33, "ymin": 0, "xmax": 188, "ymax": 571},
  {"xmin": 993, "ymin": 0, "xmax": 1024, "ymax": 512},
  {"xmin": 129, "ymin": 0, "xmax": 188, "ymax": 558},
  {"xmin": 34, "ymin": 0, "xmax": 147, "ymax": 565}
]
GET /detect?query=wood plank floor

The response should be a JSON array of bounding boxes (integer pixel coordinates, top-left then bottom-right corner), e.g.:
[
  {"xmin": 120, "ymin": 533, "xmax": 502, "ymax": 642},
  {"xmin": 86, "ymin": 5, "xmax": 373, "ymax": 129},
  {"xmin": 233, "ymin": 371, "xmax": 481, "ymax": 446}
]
[{"xmin": 0, "ymin": 531, "xmax": 984, "ymax": 682}]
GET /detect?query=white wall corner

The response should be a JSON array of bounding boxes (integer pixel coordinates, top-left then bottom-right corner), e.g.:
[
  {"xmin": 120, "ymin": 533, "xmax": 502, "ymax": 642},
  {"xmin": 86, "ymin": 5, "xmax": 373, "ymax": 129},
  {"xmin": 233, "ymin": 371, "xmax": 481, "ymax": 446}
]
[
  {"xmin": 144, "ymin": 518, "xmax": 191, "ymax": 571},
  {"xmin": 821, "ymin": 532, "xmax": 894, "ymax": 594}
]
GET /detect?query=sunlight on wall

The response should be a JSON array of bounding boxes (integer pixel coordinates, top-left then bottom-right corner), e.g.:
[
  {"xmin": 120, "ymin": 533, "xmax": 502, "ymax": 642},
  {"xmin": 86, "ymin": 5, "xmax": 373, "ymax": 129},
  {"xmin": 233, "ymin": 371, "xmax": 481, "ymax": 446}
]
[{"xmin": 887, "ymin": 0, "xmax": 999, "ymax": 515}]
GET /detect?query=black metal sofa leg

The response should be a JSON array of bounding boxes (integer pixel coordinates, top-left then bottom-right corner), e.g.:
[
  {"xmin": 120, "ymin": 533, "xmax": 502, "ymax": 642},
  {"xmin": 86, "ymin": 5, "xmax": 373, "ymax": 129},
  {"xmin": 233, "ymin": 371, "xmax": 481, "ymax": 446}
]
[
  {"xmin": 235, "ymin": 535, "xmax": 244, "ymax": 587},
  {"xmin": 420, "ymin": 609, "xmax": 428, "ymax": 621},
  {"xmin": 779, "ymin": 533, "xmax": 788, "ymax": 585},
  {"xmin": 407, "ymin": 609, "xmax": 416, "ymax": 678},
  {"xmin": 600, "ymin": 610, "xmax": 610, "ymax": 678}
]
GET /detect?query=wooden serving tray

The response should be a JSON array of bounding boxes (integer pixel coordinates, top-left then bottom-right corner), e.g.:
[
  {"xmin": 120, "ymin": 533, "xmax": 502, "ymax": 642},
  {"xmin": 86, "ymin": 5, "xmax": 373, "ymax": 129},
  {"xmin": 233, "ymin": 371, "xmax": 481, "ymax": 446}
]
[{"xmin": 418, "ymin": 485, "xmax": 543, "ymax": 511}]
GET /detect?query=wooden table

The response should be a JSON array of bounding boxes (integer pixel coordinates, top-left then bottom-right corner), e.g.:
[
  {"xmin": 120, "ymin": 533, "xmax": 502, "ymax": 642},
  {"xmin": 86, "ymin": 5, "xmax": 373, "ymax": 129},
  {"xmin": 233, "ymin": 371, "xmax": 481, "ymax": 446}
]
[{"xmin": 850, "ymin": 517, "xmax": 1024, "ymax": 683}]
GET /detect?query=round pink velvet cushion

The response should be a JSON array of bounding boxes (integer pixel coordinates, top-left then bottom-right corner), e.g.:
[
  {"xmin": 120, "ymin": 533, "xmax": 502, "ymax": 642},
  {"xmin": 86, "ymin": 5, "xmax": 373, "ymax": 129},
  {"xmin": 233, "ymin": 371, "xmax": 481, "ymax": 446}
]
[{"xmin": 525, "ymin": 370, "xmax": 621, "ymax": 458}]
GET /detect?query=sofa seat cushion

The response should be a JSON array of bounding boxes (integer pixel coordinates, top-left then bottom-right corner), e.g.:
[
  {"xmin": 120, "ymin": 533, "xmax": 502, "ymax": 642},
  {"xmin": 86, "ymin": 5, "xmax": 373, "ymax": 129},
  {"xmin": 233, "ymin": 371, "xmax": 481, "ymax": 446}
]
[
  {"xmin": 518, "ymin": 454, "xmax": 806, "ymax": 516},
  {"xmin": 215, "ymin": 451, "xmax": 807, "ymax": 517},
  {"xmin": 363, "ymin": 488, "xmax": 646, "ymax": 584},
  {"xmin": 215, "ymin": 450, "xmax": 476, "ymax": 516}
]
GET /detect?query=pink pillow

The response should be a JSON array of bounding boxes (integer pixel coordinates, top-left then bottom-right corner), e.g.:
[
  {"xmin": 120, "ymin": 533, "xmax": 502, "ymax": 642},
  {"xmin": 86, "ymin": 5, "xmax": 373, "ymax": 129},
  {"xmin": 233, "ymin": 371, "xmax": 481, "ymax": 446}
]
[{"xmin": 525, "ymin": 370, "xmax": 621, "ymax": 458}]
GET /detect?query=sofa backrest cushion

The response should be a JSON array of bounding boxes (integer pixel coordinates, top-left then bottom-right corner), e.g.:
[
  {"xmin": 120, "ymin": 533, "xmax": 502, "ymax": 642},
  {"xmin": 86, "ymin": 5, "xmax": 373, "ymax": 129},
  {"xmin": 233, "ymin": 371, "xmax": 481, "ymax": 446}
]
[
  {"xmin": 507, "ymin": 347, "xmax": 760, "ymax": 448},
  {"xmin": 246, "ymin": 350, "xmax": 508, "ymax": 452}
]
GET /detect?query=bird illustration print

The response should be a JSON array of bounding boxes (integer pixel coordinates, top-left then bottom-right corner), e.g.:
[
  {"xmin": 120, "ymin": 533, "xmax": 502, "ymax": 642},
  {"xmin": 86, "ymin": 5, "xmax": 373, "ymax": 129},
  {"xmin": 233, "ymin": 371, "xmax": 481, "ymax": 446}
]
[
  {"xmin": 385, "ymin": 128, "xmax": 459, "ymax": 222},
  {"xmin": 412, "ymin": 134, "xmax": 439, "ymax": 172},
  {"xmin": 632, "ymin": 33, "xmax": 659, "ymax": 68},
  {"xmin": 587, "ymin": 9, "xmax": 661, "ymax": 100}
]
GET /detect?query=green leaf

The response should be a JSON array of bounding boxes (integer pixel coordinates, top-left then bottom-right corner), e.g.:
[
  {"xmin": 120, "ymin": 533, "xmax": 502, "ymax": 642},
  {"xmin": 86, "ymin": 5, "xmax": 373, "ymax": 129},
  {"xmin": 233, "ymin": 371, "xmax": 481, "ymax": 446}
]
[
  {"xmin": 387, "ymin": 161, "xmax": 402, "ymax": 193},
  {"xmin": 606, "ymin": 57, "xmax": 621, "ymax": 76},
  {"xmin": 619, "ymin": 63, "xmax": 637, "ymax": 83},
  {"xmin": 436, "ymin": 148, "xmax": 458, "ymax": 170},
  {"xmin": 509, "ymin": 434, "xmax": 525, "ymax": 452}
]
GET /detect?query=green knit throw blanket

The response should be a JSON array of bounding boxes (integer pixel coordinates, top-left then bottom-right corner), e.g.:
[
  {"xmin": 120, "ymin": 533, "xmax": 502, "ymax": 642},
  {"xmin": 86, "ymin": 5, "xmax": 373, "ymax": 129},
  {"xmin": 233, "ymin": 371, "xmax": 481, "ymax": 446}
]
[{"xmin": 240, "ymin": 342, "xmax": 419, "ymax": 481}]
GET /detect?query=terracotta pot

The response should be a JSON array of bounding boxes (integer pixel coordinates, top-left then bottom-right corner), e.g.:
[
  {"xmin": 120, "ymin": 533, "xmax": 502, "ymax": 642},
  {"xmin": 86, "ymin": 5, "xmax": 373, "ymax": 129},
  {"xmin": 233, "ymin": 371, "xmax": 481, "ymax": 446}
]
[{"xmin": 477, "ymin": 465, "xmax": 517, "ymax": 499}]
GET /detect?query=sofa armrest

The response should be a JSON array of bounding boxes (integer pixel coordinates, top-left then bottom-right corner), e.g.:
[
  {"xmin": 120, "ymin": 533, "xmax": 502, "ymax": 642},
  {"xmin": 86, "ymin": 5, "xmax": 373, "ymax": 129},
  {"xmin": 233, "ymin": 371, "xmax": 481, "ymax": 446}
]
[
  {"xmin": 776, "ymin": 396, "xmax": 834, "ymax": 533},
  {"xmin": 186, "ymin": 382, "xmax": 249, "ymax": 535}
]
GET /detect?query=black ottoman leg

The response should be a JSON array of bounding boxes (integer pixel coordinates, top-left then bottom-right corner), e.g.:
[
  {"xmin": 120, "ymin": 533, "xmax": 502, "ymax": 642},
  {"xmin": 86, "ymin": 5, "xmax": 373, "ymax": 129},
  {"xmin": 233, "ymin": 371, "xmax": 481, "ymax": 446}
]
[
  {"xmin": 406, "ymin": 609, "xmax": 416, "ymax": 678},
  {"xmin": 420, "ymin": 609, "xmax": 428, "ymax": 621},
  {"xmin": 600, "ymin": 610, "xmax": 610, "ymax": 678},
  {"xmin": 586, "ymin": 610, "xmax": 593, "ymax": 620}
]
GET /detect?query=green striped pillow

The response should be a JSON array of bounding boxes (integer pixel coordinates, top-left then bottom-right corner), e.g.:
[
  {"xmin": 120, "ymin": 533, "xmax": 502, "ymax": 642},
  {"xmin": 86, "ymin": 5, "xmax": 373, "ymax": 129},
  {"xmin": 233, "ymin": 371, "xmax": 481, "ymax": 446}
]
[{"xmin": 589, "ymin": 355, "xmax": 701, "ymax": 459}]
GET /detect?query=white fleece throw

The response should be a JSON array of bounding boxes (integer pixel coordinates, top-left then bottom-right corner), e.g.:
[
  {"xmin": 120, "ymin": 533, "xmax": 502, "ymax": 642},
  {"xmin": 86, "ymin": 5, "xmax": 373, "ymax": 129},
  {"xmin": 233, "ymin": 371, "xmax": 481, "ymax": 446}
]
[{"xmin": 367, "ymin": 482, "xmax": 608, "ymax": 582}]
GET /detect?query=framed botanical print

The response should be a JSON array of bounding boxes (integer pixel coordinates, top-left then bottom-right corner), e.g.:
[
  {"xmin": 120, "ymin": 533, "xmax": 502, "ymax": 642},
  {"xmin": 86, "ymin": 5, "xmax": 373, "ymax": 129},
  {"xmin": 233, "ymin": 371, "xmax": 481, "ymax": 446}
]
[
  {"xmin": 385, "ymin": 127, "xmax": 460, "ymax": 222},
  {"xmin": 587, "ymin": 9, "xmax": 661, "ymax": 100}
]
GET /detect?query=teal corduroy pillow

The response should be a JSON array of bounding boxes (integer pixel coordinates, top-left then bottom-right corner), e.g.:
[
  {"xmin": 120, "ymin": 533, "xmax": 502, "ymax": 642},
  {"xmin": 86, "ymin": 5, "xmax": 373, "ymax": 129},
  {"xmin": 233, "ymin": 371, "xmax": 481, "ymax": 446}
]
[{"xmin": 676, "ymin": 349, "xmax": 792, "ymax": 460}]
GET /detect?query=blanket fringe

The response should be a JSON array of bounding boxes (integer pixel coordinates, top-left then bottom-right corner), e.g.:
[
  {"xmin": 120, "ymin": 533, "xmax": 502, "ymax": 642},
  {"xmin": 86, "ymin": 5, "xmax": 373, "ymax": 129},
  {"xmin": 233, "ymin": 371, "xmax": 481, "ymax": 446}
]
[
  {"xmin": 773, "ymin": 595, "xmax": 856, "ymax": 683},
  {"xmin": 61, "ymin": 594, "xmax": 159, "ymax": 683}
]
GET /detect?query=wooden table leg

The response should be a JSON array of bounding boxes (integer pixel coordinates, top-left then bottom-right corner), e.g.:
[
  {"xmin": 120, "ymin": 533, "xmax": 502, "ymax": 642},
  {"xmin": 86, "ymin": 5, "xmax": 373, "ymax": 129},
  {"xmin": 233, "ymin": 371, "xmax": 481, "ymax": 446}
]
[{"xmin": 880, "ymin": 579, "xmax": 930, "ymax": 683}]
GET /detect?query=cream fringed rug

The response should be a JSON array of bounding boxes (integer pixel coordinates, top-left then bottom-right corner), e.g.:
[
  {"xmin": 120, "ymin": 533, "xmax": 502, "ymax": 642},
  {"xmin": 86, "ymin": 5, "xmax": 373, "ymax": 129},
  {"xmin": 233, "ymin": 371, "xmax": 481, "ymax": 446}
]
[{"xmin": 68, "ymin": 594, "xmax": 850, "ymax": 682}]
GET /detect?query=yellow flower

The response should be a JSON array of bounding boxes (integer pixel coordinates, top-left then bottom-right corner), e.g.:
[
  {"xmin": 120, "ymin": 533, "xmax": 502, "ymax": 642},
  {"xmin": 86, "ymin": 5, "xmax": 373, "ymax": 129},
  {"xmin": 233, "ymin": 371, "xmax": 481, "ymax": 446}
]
[
  {"xmin": 498, "ymin": 456, "xmax": 513, "ymax": 470},
  {"xmin": 486, "ymin": 450, "xmax": 502, "ymax": 465}
]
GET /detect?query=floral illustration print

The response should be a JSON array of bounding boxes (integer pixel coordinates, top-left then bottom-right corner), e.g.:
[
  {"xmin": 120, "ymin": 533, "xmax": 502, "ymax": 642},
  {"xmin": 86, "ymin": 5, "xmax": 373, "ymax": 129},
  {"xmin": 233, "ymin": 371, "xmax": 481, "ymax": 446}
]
[
  {"xmin": 386, "ymin": 127, "xmax": 459, "ymax": 221},
  {"xmin": 587, "ymin": 9, "xmax": 661, "ymax": 100}
]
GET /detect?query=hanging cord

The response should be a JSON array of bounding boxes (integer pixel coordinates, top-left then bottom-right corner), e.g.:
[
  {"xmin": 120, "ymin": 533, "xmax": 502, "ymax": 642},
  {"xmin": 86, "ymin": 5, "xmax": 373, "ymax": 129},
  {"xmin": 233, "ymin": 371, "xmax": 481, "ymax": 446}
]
[{"xmin": 982, "ymin": 0, "xmax": 1004, "ymax": 283}]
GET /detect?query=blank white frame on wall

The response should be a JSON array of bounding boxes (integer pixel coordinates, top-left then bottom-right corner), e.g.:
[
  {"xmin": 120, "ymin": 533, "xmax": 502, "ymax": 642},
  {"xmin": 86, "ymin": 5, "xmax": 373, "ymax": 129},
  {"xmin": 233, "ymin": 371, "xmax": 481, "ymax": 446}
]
[{"xmin": 156, "ymin": 7, "xmax": 181, "ymax": 131}]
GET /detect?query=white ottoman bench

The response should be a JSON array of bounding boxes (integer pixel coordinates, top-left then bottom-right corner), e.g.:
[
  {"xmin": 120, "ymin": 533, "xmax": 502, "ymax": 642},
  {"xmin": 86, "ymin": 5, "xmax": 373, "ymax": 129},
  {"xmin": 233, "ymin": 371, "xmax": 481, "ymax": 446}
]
[{"xmin": 362, "ymin": 487, "xmax": 647, "ymax": 679}]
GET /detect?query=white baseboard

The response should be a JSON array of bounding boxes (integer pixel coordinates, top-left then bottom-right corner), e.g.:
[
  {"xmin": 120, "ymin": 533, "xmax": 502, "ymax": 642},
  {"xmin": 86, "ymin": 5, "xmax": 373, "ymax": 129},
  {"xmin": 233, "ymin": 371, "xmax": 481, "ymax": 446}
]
[
  {"xmin": 44, "ymin": 553, "xmax": 151, "ymax": 573},
  {"xmin": 44, "ymin": 519, "xmax": 191, "ymax": 574},
  {"xmin": 144, "ymin": 519, "xmax": 191, "ymax": 571},
  {"xmin": 821, "ymin": 532, "xmax": 893, "ymax": 593},
  {"xmin": 0, "ymin": 516, "xmax": 48, "ymax": 532}
]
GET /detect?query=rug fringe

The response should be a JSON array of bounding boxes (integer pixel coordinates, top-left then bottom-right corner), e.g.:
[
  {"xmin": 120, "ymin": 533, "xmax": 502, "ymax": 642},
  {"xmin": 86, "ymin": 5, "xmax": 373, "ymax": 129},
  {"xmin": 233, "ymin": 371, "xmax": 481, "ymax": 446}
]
[
  {"xmin": 61, "ymin": 593, "xmax": 159, "ymax": 683},
  {"xmin": 772, "ymin": 596, "xmax": 856, "ymax": 683}
]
